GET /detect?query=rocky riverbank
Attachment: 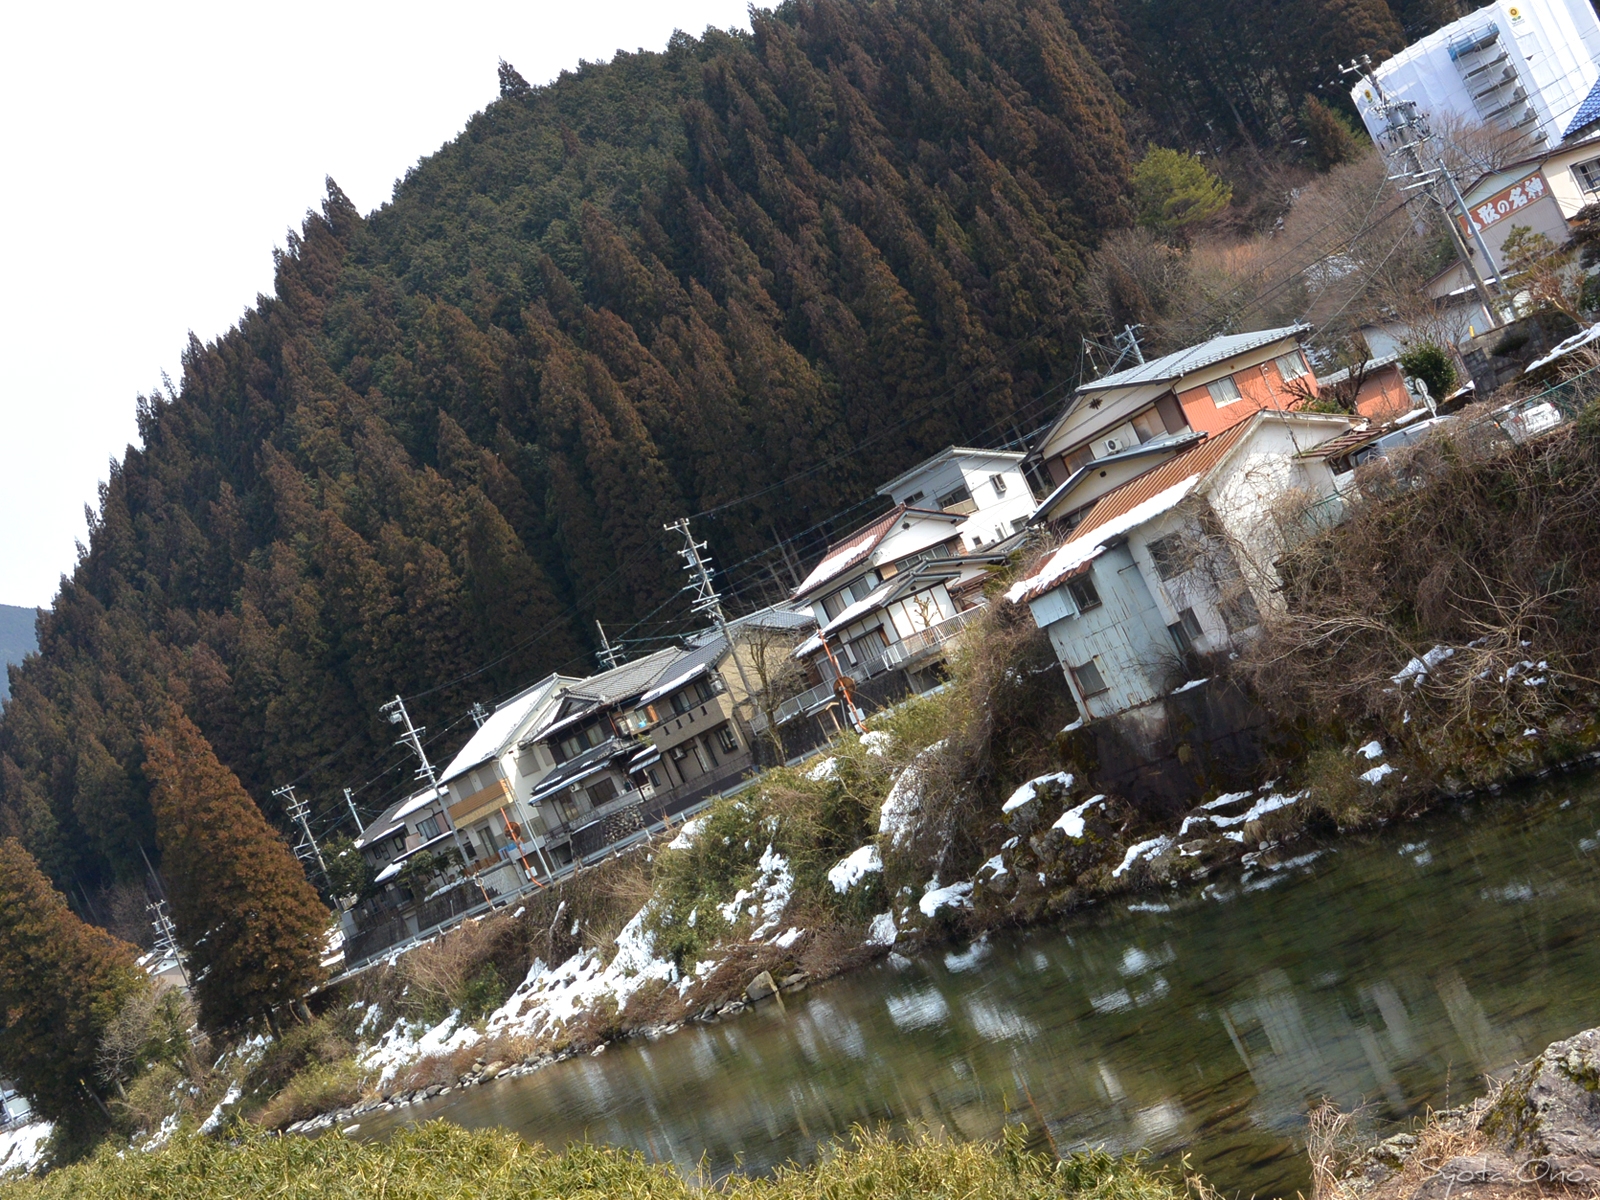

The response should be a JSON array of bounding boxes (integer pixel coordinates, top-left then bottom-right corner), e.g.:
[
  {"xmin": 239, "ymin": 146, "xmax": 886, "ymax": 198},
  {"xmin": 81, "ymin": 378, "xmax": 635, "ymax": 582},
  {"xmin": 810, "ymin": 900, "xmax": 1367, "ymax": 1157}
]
[{"xmin": 1317, "ymin": 1027, "xmax": 1600, "ymax": 1200}]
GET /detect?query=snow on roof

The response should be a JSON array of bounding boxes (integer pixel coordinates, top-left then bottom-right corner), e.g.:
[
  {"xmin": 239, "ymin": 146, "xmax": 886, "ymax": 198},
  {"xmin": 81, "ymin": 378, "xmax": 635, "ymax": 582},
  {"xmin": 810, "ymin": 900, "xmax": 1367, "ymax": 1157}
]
[
  {"xmin": 792, "ymin": 631, "xmax": 823, "ymax": 659},
  {"xmin": 792, "ymin": 506, "xmax": 906, "ymax": 597},
  {"xmin": 1078, "ymin": 325, "xmax": 1311, "ymax": 393},
  {"xmin": 1524, "ymin": 322, "xmax": 1600, "ymax": 375},
  {"xmin": 357, "ymin": 786, "xmax": 445, "ymax": 848},
  {"xmin": 1029, "ymin": 431, "xmax": 1205, "ymax": 524},
  {"xmin": 1008, "ymin": 417, "xmax": 1265, "ymax": 604},
  {"xmin": 1008, "ymin": 482, "xmax": 1194, "ymax": 605},
  {"xmin": 639, "ymin": 661, "xmax": 713, "ymax": 708},
  {"xmin": 438, "ymin": 676, "xmax": 565, "ymax": 784}
]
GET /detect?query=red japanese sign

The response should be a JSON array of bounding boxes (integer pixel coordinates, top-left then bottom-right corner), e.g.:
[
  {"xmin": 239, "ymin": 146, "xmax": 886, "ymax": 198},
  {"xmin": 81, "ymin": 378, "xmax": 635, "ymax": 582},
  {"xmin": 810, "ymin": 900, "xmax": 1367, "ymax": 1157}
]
[{"xmin": 1456, "ymin": 171, "xmax": 1551, "ymax": 237}]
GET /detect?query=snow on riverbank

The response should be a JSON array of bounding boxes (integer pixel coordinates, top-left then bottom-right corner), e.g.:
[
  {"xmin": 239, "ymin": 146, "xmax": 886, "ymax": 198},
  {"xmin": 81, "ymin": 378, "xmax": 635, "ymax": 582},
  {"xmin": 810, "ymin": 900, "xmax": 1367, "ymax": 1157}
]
[{"xmin": 0, "ymin": 1122, "xmax": 51, "ymax": 1177}]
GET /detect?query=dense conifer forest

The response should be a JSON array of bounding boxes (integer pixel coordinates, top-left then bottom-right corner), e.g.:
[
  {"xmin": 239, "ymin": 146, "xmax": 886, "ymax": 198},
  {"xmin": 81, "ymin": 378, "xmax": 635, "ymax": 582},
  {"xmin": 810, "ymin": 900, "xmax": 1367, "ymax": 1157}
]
[{"xmin": 0, "ymin": 0, "xmax": 1444, "ymax": 907}]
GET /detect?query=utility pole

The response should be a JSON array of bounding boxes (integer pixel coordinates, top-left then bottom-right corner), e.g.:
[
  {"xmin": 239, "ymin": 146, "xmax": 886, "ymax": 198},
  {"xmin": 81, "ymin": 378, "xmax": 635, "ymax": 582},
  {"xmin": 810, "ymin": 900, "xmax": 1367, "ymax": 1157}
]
[
  {"xmin": 468, "ymin": 702, "xmax": 490, "ymax": 729},
  {"xmin": 1342, "ymin": 55, "xmax": 1505, "ymax": 324},
  {"xmin": 148, "ymin": 899, "xmax": 188, "ymax": 987},
  {"xmin": 273, "ymin": 783, "xmax": 329, "ymax": 882},
  {"xmin": 595, "ymin": 621, "xmax": 624, "ymax": 671},
  {"xmin": 343, "ymin": 787, "xmax": 365, "ymax": 834},
  {"xmin": 666, "ymin": 518, "xmax": 757, "ymax": 704},
  {"xmin": 380, "ymin": 695, "xmax": 484, "ymax": 899}
]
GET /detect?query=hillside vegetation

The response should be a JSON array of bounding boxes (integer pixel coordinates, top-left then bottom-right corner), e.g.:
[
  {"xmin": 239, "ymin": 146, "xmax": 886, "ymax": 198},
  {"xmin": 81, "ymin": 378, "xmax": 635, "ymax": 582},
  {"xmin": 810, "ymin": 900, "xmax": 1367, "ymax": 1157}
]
[{"xmin": 0, "ymin": 0, "xmax": 1443, "ymax": 909}]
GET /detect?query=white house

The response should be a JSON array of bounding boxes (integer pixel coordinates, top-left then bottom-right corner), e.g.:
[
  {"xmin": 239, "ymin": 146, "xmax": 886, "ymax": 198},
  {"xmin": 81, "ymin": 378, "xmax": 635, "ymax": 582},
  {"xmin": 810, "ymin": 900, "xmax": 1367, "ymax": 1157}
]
[
  {"xmin": 875, "ymin": 445, "xmax": 1036, "ymax": 550},
  {"xmin": 1008, "ymin": 411, "xmax": 1353, "ymax": 719},
  {"xmin": 433, "ymin": 672, "xmax": 579, "ymax": 883}
]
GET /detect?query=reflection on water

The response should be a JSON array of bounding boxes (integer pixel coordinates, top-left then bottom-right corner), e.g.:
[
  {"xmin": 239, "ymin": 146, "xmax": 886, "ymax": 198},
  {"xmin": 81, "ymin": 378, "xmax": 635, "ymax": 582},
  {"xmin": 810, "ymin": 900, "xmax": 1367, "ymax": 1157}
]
[{"xmin": 358, "ymin": 778, "xmax": 1600, "ymax": 1198}]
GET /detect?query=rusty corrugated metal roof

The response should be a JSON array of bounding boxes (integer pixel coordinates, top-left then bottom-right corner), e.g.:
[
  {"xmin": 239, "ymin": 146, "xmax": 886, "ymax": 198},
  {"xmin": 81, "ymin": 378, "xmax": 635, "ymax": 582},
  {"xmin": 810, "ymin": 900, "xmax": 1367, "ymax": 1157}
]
[{"xmin": 1069, "ymin": 417, "xmax": 1256, "ymax": 543}]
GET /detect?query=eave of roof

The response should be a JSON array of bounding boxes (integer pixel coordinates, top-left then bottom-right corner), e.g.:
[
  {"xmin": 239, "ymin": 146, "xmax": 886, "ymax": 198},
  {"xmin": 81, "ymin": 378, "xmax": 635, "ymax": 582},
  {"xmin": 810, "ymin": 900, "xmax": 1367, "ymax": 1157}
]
[
  {"xmin": 1028, "ymin": 432, "xmax": 1206, "ymax": 524},
  {"xmin": 874, "ymin": 444, "xmax": 1026, "ymax": 498},
  {"xmin": 1076, "ymin": 325, "xmax": 1311, "ymax": 394}
]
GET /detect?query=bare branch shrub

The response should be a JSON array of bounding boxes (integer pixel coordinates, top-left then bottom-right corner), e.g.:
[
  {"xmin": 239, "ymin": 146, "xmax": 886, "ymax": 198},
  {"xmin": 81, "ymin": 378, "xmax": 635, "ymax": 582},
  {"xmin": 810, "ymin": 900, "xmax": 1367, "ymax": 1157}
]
[{"xmin": 1236, "ymin": 404, "xmax": 1600, "ymax": 748}]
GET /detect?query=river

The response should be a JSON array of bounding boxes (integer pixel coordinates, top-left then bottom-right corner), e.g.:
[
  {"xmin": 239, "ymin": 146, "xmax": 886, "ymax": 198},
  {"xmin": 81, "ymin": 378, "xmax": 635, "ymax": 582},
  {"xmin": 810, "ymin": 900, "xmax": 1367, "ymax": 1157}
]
[{"xmin": 354, "ymin": 774, "xmax": 1600, "ymax": 1197}]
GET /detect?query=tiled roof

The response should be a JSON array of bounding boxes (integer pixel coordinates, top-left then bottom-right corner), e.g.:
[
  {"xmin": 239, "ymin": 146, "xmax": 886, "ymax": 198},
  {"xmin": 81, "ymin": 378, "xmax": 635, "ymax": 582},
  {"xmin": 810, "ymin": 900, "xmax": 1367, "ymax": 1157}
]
[
  {"xmin": 1078, "ymin": 325, "xmax": 1310, "ymax": 393},
  {"xmin": 1565, "ymin": 75, "xmax": 1600, "ymax": 141}
]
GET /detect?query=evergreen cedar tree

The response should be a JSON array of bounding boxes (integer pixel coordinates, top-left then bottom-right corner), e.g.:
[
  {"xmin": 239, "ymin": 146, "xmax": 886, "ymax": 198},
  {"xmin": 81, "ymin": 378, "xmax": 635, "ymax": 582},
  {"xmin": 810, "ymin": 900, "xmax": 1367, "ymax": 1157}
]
[
  {"xmin": 0, "ymin": 0, "xmax": 1453, "ymax": 905},
  {"xmin": 142, "ymin": 709, "xmax": 328, "ymax": 1032},
  {"xmin": 0, "ymin": 837, "xmax": 143, "ymax": 1134}
]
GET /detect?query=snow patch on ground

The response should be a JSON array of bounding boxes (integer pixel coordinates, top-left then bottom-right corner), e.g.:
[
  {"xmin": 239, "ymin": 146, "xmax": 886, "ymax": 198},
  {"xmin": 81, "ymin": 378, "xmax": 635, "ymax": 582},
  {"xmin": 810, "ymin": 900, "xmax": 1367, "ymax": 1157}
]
[
  {"xmin": 1392, "ymin": 644, "xmax": 1453, "ymax": 685},
  {"xmin": 1002, "ymin": 771, "xmax": 1073, "ymax": 813},
  {"xmin": 771, "ymin": 926, "xmax": 804, "ymax": 949},
  {"xmin": 827, "ymin": 844, "xmax": 883, "ymax": 893},
  {"xmin": 1358, "ymin": 740, "xmax": 1384, "ymax": 759},
  {"xmin": 198, "ymin": 1080, "xmax": 242, "ymax": 1134},
  {"xmin": 717, "ymin": 845, "xmax": 793, "ymax": 939},
  {"xmin": 860, "ymin": 731, "xmax": 892, "ymax": 757},
  {"xmin": 1051, "ymin": 794, "xmax": 1105, "ymax": 839},
  {"xmin": 865, "ymin": 911, "xmax": 898, "ymax": 946},
  {"xmin": 978, "ymin": 853, "xmax": 1008, "ymax": 878},
  {"xmin": 879, "ymin": 742, "xmax": 945, "ymax": 847},
  {"xmin": 1112, "ymin": 836, "xmax": 1173, "ymax": 878},
  {"xmin": 804, "ymin": 757, "xmax": 839, "ymax": 783},
  {"xmin": 1360, "ymin": 763, "xmax": 1396, "ymax": 784},
  {"xmin": 1171, "ymin": 677, "xmax": 1209, "ymax": 694},
  {"xmin": 0, "ymin": 1122, "xmax": 51, "ymax": 1176},
  {"xmin": 918, "ymin": 879, "xmax": 973, "ymax": 917},
  {"xmin": 667, "ymin": 816, "xmax": 707, "ymax": 850}
]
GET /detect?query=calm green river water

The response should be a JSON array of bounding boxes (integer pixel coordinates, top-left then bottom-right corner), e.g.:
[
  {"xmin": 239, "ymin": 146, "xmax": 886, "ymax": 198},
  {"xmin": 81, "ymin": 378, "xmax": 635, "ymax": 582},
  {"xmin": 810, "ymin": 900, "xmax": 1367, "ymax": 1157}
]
[{"xmin": 359, "ymin": 776, "xmax": 1600, "ymax": 1197}]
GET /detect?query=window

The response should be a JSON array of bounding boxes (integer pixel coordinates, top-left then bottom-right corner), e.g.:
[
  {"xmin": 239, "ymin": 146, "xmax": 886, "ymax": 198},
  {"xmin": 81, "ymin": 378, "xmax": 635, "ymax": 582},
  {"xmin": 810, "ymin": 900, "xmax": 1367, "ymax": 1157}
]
[
  {"xmin": 1131, "ymin": 408, "xmax": 1166, "ymax": 443},
  {"xmin": 586, "ymin": 777, "xmax": 618, "ymax": 808},
  {"xmin": 391, "ymin": 833, "xmax": 407, "ymax": 854},
  {"xmin": 847, "ymin": 572, "xmax": 879, "ymax": 604},
  {"xmin": 903, "ymin": 490, "xmax": 925, "ymax": 505},
  {"xmin": 937, "ymin": 484, "xmax": 974, "ymax": 513},
  {"xmin": 1146, "ymin": 533, "xmax": 1187, "ymax": 580},
  {"xmin": 1207, "ymin": 376, "xmax": 1243, "ymax": 406},
  {"xmin": 1169, "ymin": 607, "xmax": 1203, "ymax": 653},
  {"xmin": 1574, "ymin": 157, "xmax": 1600, "ymax": 195},
  {"xmin": 1274, "ymin": 349, "xmax": 1310, "ymax": 381},
  {"xmin": 1220, "ymin": 588, "xmax": 1262, "ymax": 634},
  {"xmin": 1072, "ymin": 658, "xmax": 1109, "ymax": 696},
  {"xmin": 671, "ymin": 689, "xmax": 696, "ymax": 716},
  {"xmin": 418, "ymin": 815, "xmax": 441, "ymax": 841},
  {"xmin": 990, "ymin": 472, "xmax": 1008, "ymax": 496},
  {"xmin": 716, "ymin": 724, "xmax": 739, "ymax": 754},
  {"xmin": 559, "ymin": 724, "xmax": 602, "ymax": 760},
  {"xmin": 1062, "ymin": 445, "xmax": 1095, "ymax": 476},
  {"xmin": 821, "ymin": 592, "xmax": 846, "ymax": 621},
  {"xmin": 1066, "ymin": 574, "xmax": 1101, "ymax": 613},
  {"xmin": 646, "ymin": 767, "xmax": 661, "ymax": 788}
]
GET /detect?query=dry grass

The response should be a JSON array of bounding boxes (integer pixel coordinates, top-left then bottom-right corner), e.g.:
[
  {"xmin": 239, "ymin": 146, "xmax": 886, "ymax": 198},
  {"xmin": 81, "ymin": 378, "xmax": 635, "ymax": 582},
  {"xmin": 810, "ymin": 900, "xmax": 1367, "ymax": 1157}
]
[{"xmin": 0, "ymin": 1122, "xmax": 1190, "ymax": 1200}]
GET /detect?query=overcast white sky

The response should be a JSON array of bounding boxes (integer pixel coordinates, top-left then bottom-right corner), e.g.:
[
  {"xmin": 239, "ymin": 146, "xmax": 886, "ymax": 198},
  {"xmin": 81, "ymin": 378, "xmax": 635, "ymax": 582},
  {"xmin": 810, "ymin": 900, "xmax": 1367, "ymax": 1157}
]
[{"xmin": 0, "ymin": 0, "xmax": 753, "ymax": 610}]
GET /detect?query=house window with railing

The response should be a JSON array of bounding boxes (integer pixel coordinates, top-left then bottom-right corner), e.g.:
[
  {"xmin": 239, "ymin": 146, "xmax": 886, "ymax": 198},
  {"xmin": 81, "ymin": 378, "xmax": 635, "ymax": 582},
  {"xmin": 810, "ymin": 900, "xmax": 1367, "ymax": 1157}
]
[{"xmin": 1573, "ymin": 157, "xmax": 1600, "ymax": 197}]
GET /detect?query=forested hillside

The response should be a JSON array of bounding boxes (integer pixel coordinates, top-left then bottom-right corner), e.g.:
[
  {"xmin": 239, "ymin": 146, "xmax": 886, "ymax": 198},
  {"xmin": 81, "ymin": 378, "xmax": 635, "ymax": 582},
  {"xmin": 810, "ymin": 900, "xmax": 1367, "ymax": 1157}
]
[{"xmin": 0, "ymin": 0, "xmax": 1441, "ymax": 906}]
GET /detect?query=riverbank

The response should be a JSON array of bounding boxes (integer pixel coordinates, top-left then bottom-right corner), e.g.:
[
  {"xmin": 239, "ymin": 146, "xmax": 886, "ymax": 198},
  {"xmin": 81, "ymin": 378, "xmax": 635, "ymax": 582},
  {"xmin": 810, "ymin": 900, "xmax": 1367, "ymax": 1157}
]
[
  {"xmin": 47, "ymin": 409, "xmax": 1600, "ymax": 1166},
  {"xmin": 0, "ymin": 1122, "xmax": 1188, "ymax": 1200}
]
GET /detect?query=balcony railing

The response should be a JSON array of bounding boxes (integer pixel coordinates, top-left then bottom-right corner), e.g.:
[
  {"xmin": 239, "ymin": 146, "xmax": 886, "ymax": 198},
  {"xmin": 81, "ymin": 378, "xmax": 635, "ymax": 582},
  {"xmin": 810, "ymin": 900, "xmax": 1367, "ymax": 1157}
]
[{"xmin": 849, "ymin": 608, "xmax": 977, "ymax": 679}]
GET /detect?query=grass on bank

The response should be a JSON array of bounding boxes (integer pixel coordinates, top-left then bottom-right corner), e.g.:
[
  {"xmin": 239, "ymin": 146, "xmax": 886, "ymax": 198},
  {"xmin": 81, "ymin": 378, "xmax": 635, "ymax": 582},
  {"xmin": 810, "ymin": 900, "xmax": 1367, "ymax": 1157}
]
[{"xmin": 0, "ymin": 1122, "xmax": 1190, "ymax": 1200}]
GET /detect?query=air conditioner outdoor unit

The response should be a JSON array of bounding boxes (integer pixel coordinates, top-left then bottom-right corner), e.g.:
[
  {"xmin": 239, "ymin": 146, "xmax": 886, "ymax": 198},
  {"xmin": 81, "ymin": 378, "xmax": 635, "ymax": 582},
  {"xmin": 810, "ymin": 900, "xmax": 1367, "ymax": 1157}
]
[{"xmin": 1103, "ymin": 437, "xmax": 1121, "ymax": 453}]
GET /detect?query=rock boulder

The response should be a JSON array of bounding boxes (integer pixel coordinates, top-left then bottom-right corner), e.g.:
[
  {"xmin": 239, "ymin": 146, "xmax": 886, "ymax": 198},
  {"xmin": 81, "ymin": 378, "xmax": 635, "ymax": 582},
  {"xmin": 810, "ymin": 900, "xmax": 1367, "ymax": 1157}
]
[{"xmin": 1483, "ymin": 1027, "xmax": 1600, "ymax": 1184}]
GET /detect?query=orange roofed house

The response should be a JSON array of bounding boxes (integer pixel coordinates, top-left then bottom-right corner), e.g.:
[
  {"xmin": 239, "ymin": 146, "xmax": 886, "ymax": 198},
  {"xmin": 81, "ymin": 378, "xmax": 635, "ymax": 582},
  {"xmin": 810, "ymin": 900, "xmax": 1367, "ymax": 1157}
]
[{"xmin": 1028, "ymin": 326, "xmax": 1324, "ymax": 530}]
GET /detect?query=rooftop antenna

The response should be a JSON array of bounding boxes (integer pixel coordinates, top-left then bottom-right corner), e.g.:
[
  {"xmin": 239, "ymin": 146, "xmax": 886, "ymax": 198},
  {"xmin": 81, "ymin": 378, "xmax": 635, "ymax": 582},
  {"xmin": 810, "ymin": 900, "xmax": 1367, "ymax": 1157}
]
[
  {"xmin": 595, "ymin": 621, "xmax": 624, "ymax": 671},
  {"xmin": 1081, "ymin": 323, "xmax": 1146, "ymax": 379}
]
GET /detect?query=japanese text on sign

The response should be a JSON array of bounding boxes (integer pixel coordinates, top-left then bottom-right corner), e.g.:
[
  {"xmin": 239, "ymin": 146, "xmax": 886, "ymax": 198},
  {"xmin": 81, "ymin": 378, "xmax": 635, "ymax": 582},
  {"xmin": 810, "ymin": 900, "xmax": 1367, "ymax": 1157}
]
[{"xmin": 1457, "ymin": 172, "xmax": 1549, "ymax": 237}]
